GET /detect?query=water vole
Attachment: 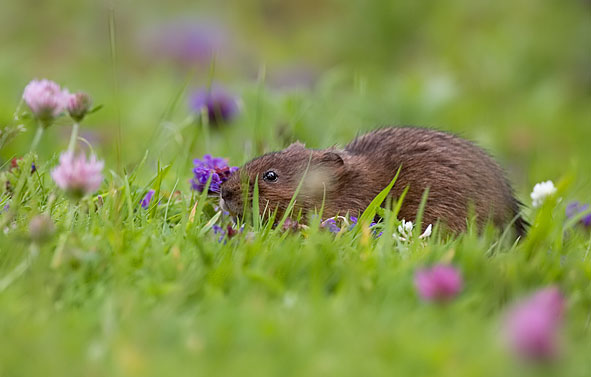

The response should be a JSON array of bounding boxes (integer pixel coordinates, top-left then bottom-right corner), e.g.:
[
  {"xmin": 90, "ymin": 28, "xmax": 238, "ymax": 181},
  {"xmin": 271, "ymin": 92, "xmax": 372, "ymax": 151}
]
[{"xmin": 220, "ymin": 127, "xmax": 526, "ymax": 235}]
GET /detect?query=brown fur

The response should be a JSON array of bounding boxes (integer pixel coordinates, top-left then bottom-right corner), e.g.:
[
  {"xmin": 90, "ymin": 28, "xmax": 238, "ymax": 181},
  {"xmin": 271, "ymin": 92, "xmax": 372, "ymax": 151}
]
[{"xmin": 220, "ymin": 127, "xmax": 527, "ymax": 235}]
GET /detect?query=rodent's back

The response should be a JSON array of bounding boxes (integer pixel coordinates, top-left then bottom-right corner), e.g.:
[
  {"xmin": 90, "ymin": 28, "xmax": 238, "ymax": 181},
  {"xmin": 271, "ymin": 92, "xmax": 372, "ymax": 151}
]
[
  {"xmin": 344, "ymin": 127, "xmax": 525, "ymax": 234},
  {"xmin": 347, "ymin": 127, "xmax": 484, "ymax": 162}
]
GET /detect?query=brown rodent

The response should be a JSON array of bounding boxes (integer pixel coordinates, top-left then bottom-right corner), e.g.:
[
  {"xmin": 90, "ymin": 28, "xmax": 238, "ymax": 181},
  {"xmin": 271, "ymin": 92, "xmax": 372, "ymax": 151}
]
[{"xmin": 220, "ymin": 127, "xmax": 527, "ymax": 235}]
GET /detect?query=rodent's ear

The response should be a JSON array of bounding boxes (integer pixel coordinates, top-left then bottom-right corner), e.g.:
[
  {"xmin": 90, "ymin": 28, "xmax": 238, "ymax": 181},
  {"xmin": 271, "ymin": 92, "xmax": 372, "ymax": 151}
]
[
  {"xmin": 285, "ymin": 142, "xmax": 306, "ymax": 152},
  {"xmin": 319, "ymin": 151, "xmax": 344, "ymax": 167}
]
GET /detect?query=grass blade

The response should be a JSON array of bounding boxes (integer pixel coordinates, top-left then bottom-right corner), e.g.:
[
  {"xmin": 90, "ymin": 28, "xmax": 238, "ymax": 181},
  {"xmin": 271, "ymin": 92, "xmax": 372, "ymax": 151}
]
[{"xmin": 358, "ymin": 165, "xmax": 402, "ymax": 227}]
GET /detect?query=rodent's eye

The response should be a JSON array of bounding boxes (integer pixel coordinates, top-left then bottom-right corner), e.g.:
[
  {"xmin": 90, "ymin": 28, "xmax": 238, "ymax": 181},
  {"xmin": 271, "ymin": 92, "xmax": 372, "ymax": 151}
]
[{"xmin": 263, "ymin": 170, "xmax": 278, "ymax": 183}]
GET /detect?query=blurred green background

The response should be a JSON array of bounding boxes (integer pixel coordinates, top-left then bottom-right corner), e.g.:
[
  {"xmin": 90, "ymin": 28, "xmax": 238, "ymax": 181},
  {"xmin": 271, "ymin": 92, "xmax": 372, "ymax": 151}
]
[{"xmin": 1, "ymin": 0, "xmax": 590, "ymax": 196}]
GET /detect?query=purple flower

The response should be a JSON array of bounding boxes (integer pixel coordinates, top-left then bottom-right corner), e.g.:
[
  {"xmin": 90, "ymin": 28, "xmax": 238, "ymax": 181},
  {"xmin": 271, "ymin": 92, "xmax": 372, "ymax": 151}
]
[
  {"xmin": 348, "ymin": 216, "xmax": 382, "ymax": 236},
  {"xmin": 503, "ymin": 286, "xmax": 565, "ymax": 362},
  {"xmin": 348, "ymin": 216, "xmax": 379, "ymax": 228},
  {"xmin": 566, "ymin": 201, "xmax": 591, "ymax": 228},
  {"xmin": 67, "ymin": 92, "xmax": 92, "ymax": 122},
  {"xmin": 190, "ymin": 154, "xmax": 237, "ymax": 194},
  {"xmin": 212, "ymin": 224, "xmax": 240, "ymax": 243},
  {"xmin": 140, "ymin": 189, "xmax": 155, "ymax": 209},
  {"xmin": 51, "ymin": 151, "xmax": 104, "ymax": 198},
  {"xmin": 189, "ymin": 85, "xmax": 240, "ymax": 126},
  {"xmin": 414, "ymin": 264, "xmax": 463, "ymax": 303},
  {"xmin": 22, "ymin": 79, "xmax": 70, "ymax": 127},
  {"xmin": 318, "ymin": 215, "xmax": 382, "ymax": 235},
  {"xmin": 320, "ymin": 218, "xmax": 341, "ymax": 233},
  {"xmin": 148, "ymin": 21, "xmax": 229, "ymax": 67},
  {"xmin": 282, "ymin": 218, "xmax": 303, "ymax": 232},
  {"xmin": 270, "ymin": 65, "xmax": 318, "ymax": 91},
  {"xmin": 212, "ymin": 224, "xmax": 226, "ymax": 242}
]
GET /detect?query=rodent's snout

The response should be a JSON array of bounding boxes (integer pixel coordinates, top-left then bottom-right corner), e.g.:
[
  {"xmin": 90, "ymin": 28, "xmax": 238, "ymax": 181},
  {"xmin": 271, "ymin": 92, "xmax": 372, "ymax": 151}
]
[
  {"xmin": 220, "ymin": 186, "xmax": 234, "ymax": 201},
  {"xmin": 219, "ymin": 182, "xmax": 242, "ymax": 217}
]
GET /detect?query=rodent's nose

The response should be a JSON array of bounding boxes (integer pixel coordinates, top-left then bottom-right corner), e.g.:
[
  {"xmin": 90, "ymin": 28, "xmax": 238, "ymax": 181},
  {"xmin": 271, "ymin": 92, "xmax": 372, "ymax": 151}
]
[{"xmin": 221, "ymin": 187, "xmax": 233, "ymax": 201}]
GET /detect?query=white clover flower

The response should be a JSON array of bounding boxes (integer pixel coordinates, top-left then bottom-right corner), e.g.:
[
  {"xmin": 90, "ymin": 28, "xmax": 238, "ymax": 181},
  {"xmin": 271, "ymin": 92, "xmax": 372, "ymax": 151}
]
[
  {"xmin": 395, "ymin": 220, "xmax": 432, "ymax": 241},
  {"xmin": 530, "ymin": 180, "xmax": 557, "ymax": 208},
  {"xmin": 398, "ymin": 219, "xmax": 414, "ymax": 238}
]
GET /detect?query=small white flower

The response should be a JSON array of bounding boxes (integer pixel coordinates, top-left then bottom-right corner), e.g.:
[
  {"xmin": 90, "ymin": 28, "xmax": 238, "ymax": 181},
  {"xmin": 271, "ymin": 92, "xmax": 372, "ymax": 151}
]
[
  {"xmin": 530, "ymin": 180, "xmax": 557, "ymax": 208},
  {"xmin": 419, "ymin": 224, "xmax": 433, "ymax": 239},
  {"xmin": 395, "ymin": 220, "xmax": 432, "ymax": 241},
  {"xmin": 398, "ymin": 219, "xmax": 414, "ymax": 238}
]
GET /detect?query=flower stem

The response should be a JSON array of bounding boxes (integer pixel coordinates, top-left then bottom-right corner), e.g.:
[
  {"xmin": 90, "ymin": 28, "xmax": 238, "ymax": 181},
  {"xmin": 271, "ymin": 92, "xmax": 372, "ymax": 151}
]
[
  {"xmin": 68, "ymin": 122, "xmax": 79, "ymax": 154},
  {"xmin": 12, "ymin": 98, "xmax": 23, "ymax": 122},
  {"xmin": 29, "ymin": 125, "xmax": 44, "ymax": 152},
  {"xmin": 51, "ymin": 202, "xmax": 75, "ymax": 269}
]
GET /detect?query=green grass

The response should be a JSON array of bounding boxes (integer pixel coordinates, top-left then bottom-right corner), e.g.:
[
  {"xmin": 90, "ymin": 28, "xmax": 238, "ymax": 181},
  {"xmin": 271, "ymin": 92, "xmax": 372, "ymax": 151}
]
[
  {"xmin": 1, "ymin": 136, "xmax": 590, "ymax": 377},
  {"xmin": 0, "ymin": 168, "xmax": 591, "ymax": 376},
  {"xmin": 1, "ymin": 0, "xmax": 591, "ymax": 376}
]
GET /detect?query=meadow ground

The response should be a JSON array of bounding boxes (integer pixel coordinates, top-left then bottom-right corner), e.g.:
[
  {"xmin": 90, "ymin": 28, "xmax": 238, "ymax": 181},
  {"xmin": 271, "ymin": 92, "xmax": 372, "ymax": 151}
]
[{"xmin": 1, "ymin": 1, "xmax": 590, "ymax": 376}]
